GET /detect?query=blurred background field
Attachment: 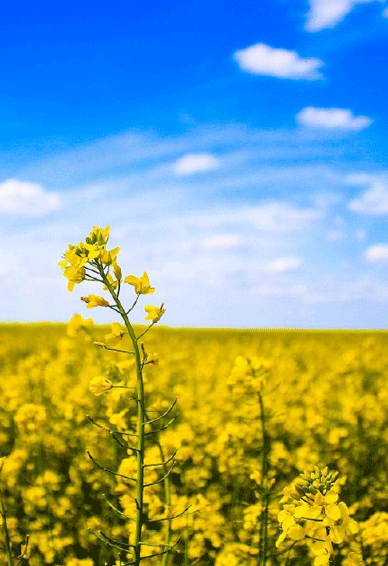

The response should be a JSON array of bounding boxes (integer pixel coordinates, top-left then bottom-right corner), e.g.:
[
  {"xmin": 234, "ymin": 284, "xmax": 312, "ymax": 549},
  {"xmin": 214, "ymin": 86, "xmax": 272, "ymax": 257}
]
[{"xmin": 1, "ymin": 322, "xmax": 388, "ymax": 565}]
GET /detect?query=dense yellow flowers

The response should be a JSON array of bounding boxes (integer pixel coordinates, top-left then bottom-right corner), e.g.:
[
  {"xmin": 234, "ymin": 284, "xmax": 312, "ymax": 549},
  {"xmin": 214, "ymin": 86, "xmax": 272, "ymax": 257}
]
[{"xmin": 1, "ymin": 325, "xmax": 386, "ymax": 565}]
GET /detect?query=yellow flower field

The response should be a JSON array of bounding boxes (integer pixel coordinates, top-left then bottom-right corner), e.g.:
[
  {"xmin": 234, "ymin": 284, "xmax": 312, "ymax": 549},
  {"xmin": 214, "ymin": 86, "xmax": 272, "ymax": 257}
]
[
  {"xmin": 1, "ymin": 226, "xmax": 387, "ymax": 566},
  {"xmin": 1, "ymin": 323, "xmax": 388, "ymax": 565}
]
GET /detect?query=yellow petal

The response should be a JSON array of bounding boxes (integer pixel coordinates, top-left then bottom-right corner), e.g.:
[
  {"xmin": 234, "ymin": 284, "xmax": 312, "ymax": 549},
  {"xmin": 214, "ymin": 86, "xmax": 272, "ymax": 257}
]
[
  {"xmin": 275, "ymin": 532, "xmax": 287, "ymax": 548},
  {"xmin": 314, "ymin": 555, "xmax": 330, "ymax": 566},
  {"xmin": 329, "ymin": 525, "xmax": 345, "ymax": 544},
  {"xmin": 325, "ymin": 491, "xmax": 338, "ymax": 504},
  {"xmin": 287, "ymin": 525, "xmax": 305, "ymax": 540},
  {"xmin": 294, "ymin": 505, "xmax": 309, "ymax": 518},
  {"xmin": 326, "ymin": 504, "xmax": 341, "ymax": 521}
]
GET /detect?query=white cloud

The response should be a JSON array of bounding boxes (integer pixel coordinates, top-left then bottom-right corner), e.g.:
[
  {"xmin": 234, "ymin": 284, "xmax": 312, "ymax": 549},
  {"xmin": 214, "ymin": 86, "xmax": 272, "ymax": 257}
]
[
  {"xmin": 296, "ymin": 107, "xmax": 372, "ymax": 131},
  {"xmin": 364, "ymin": 244, "xmax": 388, "ymax": 263},
  {"xmin": 305, "ymin": 0, "xmax": 384, "ymax": 32},
  {"xmin": 0, "ymin": 179, "xmax": 61, "ymax": 216},
  {"xmin": 325, "ymin": 229, "xmax": 344, "ymax": 241},
  {"xmin": 201, "ymin": 234, "xmax": 244, "ymax": 250},
  {"xmin": 347, "ymin": 174, "xmax": 388, "ymax": 214},
  {"xmin": 233, "ymin": 43, "xmax": 324, "ymax": 80},
  {"xmin": 383, "ymin": 6, "xmax": 388, "ymax": 16},
  {"xmin": 262, "ymin": 257, "xmax": 302, "ymax": 273},
  {"xmin": 173, "ymin": 153, "xmax": 220, "ymax": 175},
  {"xmin": 247, "ymin": 202, "xmax": 323, "ymax": 230}
]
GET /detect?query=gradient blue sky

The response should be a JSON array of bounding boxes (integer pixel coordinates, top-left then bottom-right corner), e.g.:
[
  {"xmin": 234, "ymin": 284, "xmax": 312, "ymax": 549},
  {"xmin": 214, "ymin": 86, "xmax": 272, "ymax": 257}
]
[{"xmin": 2, "ymin": 0, "xmax": 388, "ymax": 328}]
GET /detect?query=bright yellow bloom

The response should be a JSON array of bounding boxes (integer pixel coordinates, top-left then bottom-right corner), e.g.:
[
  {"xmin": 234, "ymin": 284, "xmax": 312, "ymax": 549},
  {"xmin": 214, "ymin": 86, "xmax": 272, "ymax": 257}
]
[
  {"xmin": 287, "ymin": 524, "xmax": 305, "ymax": 540},
  {"xmin": 89, "ymin": 376, "xmax": 113, "ymax": 395},
  {"xmin": 113, "ymin": 261, "xmax": 122, "ymax": 281},
  {"xmin": 83, "ymin": 242, "xmax": 103, "ymax": 260},
  {"xmin": 105, "ymin": 323, "xmax": 126, "ymax": 347},
  {"xmin": 81, "ymin": 295, "xmax": 110, "ymax": 308},
  {"xmin": 101, "ymin": 246, "xmax": 120, "ymax": 265},
  {"xmin": 59, "ymin": 226, "xmax": 112, "ymax": 291},
  {"xmin": 124, "ymin": 271, "xmax": 155, "ymax": 294},
  {"xmin": 277, "ymin": 468, "xmax": 358, "ymax": 560},
  {"xmin": 86, "ymin": 225, "xmax": 110, "ymax": 246},
  {"xmin": 145, "ymin": 304, "xmax": 166, "ymax": 323},
  {"xmin": 325, "ymin": 501, "xmax": 358, "ymax": 544},
  {"xmin": 63, "ymin": 265, "xmax": 86, "ymax": 291},
  {"xmin": 311, "ymin": 539, "xmax": 333, "ymax": 566}
]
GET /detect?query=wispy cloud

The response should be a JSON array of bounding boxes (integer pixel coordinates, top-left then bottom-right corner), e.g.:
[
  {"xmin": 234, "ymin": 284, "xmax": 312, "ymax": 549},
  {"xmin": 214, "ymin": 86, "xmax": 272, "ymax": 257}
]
[
  {"xmin": 233, "ymin": 43, "xmax": 324, "ymax": 79},
  {"xmin": 364, "ymin": 244, "xmax": 388, "ymax": 263},
  {"xmin": 201, "ymin": 234, "xmax": 244, "ymax": 250},
  {"xmin": 325, "ymin": 229, "xmax": 345, "ymax": 241},
  {"xmin": 305, "ymin": 0, "xmax": 384, "ymax": 32},
  {"xmin": 383, "ymin": 6, "xmax": 388, "ymax": 16},
  {"xmin": 173, "ymin": 153, "xmax": 220, "ymax": 175},
  {"xmin": 347, "ymin": 173, "xmax": 388, "ymax": 214},
  {"xmin": 296, "ymin": 107, "xmax": 372, "ymax": 131},
  {"xmin": 262, "ymin": 257, "xmax": 302, "ymax": 273},
  {"xmin": 0, "ymin": 179, "xmax": 61, "ymax": 216}
]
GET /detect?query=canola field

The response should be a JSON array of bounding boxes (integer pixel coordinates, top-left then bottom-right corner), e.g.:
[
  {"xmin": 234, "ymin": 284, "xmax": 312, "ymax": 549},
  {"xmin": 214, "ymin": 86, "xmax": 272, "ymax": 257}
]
[{"xmin": 1, "ymin": 322, "xmax": 388, "ymax": 566}]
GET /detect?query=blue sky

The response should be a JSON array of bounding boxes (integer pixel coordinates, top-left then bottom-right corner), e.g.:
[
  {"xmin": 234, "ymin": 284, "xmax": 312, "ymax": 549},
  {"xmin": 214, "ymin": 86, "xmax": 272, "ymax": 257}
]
[{"xmin": 1, "ymin": 0, "xmax": 388, "ymax": 328}]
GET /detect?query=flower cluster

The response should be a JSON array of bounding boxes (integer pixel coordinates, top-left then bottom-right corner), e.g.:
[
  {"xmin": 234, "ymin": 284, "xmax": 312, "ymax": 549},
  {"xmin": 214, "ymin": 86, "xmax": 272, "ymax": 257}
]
[
  {"xmin": 277, "ymin": 467, "xmax": 359, "ymax": 566},
  {"xmin": 58, "ymin": 226, "xmax": 165, "ymax": 325},
  {"xmin": 227, "ymin": 355, "xmax": 271, "ymax": 395},
  {"xmin": 58, "ymin": 226, "xmax": 115, "ymax": 291}
]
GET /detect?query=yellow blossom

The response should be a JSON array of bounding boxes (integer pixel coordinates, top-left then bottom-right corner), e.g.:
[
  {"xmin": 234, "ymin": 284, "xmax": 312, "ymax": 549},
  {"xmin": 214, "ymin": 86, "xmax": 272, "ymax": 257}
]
[
  {"xmin": 86, "ymin": 225, "xmax": 110, "ymax": 246},
  {"xmin": 83, "ymin": 242, "xmax": 103, "ymax": 260},
  {"xmin": 105, "ymin": 323, "xmax": 126, "ymax": 347},
  {"xmin": 66, "ymin": 313, "xmax": 94, "ymax": 337},
  {"xmin": 89, "ymin": 376, "xmax": 113, "ymax": 395},
  {"xmin": 124, "ymin": 271, "xmax": 155, "ymax": 294},
  {"xmin": 101, "ymin": 246, "xmax": 120, "ymax": 265},
  {"xmin": 144, "ymin": 304, "xmax": 165, "ymax": 323},
  {"xmin": 63, "ymin": 265, "xmax": 86, "ymax": 291},
  {"xmin": 81, "ymin": 294, "xmax": 110, "ymax": 308},
  {"xmin": 113, "ymin": 261, "xmax": 122, "ymax": 281}
]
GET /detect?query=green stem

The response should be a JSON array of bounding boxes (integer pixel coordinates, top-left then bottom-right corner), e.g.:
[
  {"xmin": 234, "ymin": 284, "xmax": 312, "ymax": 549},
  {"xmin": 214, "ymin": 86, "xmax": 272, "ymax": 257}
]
[
  {"xmin": 100, "ymin": 268, "xmax": 145, "ymax": 566},
  {"xmin": 149, "ymin": 431, "xmax": 172, "ymax": 566},
  {"xmin": 0, "ymin": 485, "xmax": 14, "ymax": 566},
  {"xmin": 258, "ymin": 391, "xmax": 269, "ymax": 566}
]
